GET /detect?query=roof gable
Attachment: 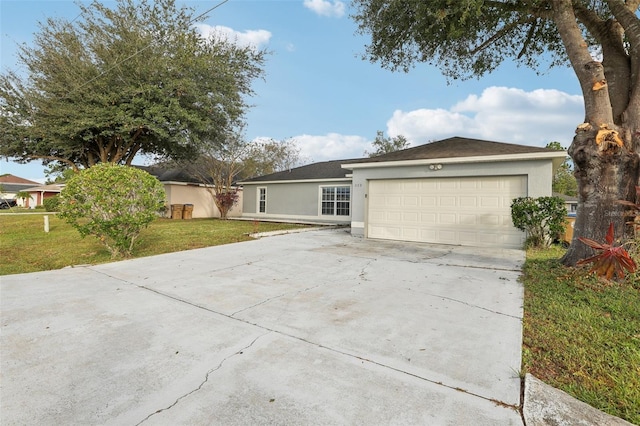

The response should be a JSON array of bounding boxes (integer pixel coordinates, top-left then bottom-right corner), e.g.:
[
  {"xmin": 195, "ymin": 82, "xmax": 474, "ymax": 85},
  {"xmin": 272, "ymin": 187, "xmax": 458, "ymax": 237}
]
[
  {"xmin": 0, "ymin": 174, "xmax": 41, "ymax": 185},
  {"xmin": 240, "ymin": 137, "xmax": 564, "ymax": 183},
  {"xmin": 349, "ymin": 137, "xmax": 559, "ymax": 164}
]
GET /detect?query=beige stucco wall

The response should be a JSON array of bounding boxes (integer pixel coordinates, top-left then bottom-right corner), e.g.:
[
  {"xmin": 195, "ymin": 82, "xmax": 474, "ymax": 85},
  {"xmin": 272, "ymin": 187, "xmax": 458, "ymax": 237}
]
[{"xmin": 163, "ymin": 183, "xmax": 243, "ymax": 218}]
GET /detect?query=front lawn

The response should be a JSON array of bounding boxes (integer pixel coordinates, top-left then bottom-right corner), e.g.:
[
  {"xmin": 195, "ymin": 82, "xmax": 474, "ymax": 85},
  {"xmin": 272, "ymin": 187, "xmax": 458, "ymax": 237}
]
[
  {"xmin": 0, "ymin": 214, "xmax": 308, "ymax": 275},
  {"xmin": 521, "ymin": 245, "xmax": 640, "ymax": 424}
]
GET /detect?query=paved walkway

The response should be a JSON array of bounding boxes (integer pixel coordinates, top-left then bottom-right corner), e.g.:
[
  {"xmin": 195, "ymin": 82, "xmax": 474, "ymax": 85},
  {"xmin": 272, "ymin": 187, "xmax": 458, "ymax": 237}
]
[{"xmin": 1, "ymin": 229, "xmax": 525, "ymax": 425}]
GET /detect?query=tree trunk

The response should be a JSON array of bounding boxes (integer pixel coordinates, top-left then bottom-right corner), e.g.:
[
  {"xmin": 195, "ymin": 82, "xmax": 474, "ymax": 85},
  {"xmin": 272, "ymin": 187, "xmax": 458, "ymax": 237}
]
[
  {"xmin": 551, "ymin": 0, "xmax": 640, "ymax": 266},
  {"xmin": 562, "ymin": 127, "xmax": 640, "ymax": 265}
]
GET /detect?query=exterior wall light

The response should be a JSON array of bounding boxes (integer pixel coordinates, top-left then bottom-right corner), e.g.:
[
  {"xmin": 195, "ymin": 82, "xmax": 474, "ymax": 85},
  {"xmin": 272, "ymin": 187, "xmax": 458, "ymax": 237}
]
[{"xmin": 429, "ymin": 164, "xmax": 443, "ymax": 170}]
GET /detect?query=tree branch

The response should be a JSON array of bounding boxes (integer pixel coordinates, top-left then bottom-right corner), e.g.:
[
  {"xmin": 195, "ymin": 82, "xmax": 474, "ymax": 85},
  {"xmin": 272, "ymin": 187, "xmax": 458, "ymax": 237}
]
[
  {"xmin": 471, "ymin": 19, "xmax": 528, "ymax": 54},
  {"xmin": 552, "ymin": 0, "xmax": 613, "ymax": 124},
  {"xmin": 606, "ymin": 0, "xmax": 640, "ymax": 130},
  {"xmin": 518, "ymin": 19, "xmax": 539, "ymax": 59},
  {"xmin": 26, "ymin": 155, "xmax": 80, "ymax": 172}
]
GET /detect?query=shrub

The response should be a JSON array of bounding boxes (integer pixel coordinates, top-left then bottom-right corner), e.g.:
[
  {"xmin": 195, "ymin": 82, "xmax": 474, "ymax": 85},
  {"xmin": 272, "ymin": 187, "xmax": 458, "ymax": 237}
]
[
  {"xmin": 58, "ymin": 163, "xmax": 166, "ymax": 258},
  {"xmin": 511, "ymin": 196, "xmax": 567, "ymax": 248},
  {"xmin": 214, "ymin": 188, "xmax": 239, "ymax": 220},
  {"xmin": 43, "ymin": 195, "xmax": 60, "ymax": 212}
]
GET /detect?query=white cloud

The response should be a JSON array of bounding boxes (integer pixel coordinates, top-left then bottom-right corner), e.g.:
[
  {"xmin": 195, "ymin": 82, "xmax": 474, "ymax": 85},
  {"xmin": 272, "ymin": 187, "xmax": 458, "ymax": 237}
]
[
  {"xmin": 267, "ymin": 133, "xmax": 369, "ymax": 163},
  {"xmin": 252, "ymin": 87, "xmax": 584, "ymax": 168},
  {"xmin": 303, "ymin": 0, "xmax": 346, "ymax": 18},
  {"xmin": 387, "ymin": 86, "xmax": 584, "ymax": 147},
  {"xmin": 194, "ymin": 24, "xmax": 271, "ymax": 49}
]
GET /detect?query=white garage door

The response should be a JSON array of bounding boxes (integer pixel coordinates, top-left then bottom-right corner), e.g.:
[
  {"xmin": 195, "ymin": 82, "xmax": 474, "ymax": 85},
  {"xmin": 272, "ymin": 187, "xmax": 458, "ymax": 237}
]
[{"xmin": 367, "ymin": 176, "xmax": 527, "ymax": 248}]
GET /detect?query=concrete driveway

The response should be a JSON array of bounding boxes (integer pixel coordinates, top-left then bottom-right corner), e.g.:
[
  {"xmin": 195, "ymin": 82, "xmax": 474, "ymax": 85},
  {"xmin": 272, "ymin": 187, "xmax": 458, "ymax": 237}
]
[{"xmin": 1, "ymin": 228, "xmax": 525, "ymax": 425}]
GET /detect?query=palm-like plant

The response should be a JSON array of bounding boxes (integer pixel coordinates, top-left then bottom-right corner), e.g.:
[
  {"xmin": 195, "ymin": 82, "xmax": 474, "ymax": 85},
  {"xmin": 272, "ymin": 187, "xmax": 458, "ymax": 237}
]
[{"xmin": 577, "ymin": 223, "xmax": 637, "ymax": 280}]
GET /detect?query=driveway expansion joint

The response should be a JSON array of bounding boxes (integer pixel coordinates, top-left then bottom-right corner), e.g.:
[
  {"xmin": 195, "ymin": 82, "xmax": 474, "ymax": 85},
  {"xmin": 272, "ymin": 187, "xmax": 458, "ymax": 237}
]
[{"xmin": 135, "ymin": 332, "xmax": 271, "ymax": 425}]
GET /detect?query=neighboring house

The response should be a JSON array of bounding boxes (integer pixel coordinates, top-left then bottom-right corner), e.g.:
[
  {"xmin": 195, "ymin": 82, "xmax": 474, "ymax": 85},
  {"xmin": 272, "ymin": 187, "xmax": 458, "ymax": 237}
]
[
  {"xmin": 22, "ymin": 183, "xmax": 64, "ymax": 208},
  {"xmin": 139, "ymin": 166, "xmax": 242, "ymax": 219},
  {"xmin": 553, "ymin": 192, "xmax": 578, "ymax": 214},
  {"xmin": 239, "ymin": 159, "xmax": 354, "ymax": 225},
  {"xmin": 241, "ymin": 137, "xmax": 567, "ymax": 249},
  {"xmin": 0, "ymin": 174, "xmax": 42, "ymax": 206}
]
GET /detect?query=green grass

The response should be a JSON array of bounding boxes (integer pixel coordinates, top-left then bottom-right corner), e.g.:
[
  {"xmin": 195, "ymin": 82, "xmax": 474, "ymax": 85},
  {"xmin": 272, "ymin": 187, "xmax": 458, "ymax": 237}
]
[
  {"xmin": 0, "ymin": 214, "xmax": 308, "ymax": 275},
  {"xmin": 521, "ymin": 245, "xmax": 640, "ymax": 424}
]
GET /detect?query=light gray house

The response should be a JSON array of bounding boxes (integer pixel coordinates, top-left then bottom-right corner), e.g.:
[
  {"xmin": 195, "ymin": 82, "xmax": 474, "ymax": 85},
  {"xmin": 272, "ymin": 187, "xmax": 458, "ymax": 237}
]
[
  {"xmin": 239, "ymin": 159, "xmax": 354, "ymax": 225},
  {"xmin": 553, "ymin": 192, "xmax": 578, "ymax": 214},
  {"xmin": 240, "ymin": 137, "xmax": 567, "ymax": 249}
]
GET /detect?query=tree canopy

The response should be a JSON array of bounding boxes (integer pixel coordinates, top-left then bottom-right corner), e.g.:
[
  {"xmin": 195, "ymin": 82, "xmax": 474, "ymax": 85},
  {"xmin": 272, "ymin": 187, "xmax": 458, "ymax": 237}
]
[
  {"xmin": 547, "ymin": 142, "xmax": 578, "ymax": 196},
  {"xmin": 365, "ymin": 130, "xmax": 409, "ymax": 157},
  {"xmin": 0, "ymin": 0, "xmax": 266, "ymax": 171},
  {"xmin": 352, "ymin": 0, "xmax": 640, "ymax": 265},
  {"xmin": 352, "ymin": 0, "xmax": 638, "ymax": 83},
  {"xmin": 242, "ymin": 138, "xmax": 306, "ymax": 179}
]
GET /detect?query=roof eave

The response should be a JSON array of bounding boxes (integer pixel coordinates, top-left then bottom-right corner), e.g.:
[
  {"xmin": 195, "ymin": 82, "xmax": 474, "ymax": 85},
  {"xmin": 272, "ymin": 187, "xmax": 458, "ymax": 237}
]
[
  {"xmin": 238, "ymin": 177, "xmax": 351, "ymax": 185},
  {"xmin": 341, "ymin": 151, "xmax": 568, "ymax": 169}
]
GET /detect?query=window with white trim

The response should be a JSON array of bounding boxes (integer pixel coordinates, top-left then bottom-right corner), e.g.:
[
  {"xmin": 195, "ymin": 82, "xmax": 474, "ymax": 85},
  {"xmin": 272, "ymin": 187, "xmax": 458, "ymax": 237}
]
[
  {"xmin": 321, "ymin": 186, "xmax": 350, "ymax": 216},
  {"xmin": 257, "ymin": 187, "xmax": 267, "ymax": 213}
]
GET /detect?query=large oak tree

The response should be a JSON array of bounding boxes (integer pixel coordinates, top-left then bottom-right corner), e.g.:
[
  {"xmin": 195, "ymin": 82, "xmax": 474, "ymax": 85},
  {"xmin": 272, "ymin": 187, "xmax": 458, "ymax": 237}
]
[
  {"xmin": 0, "ymin": 0, "xmax": 265, "ymax": 171},
  {"xmin": 351, "ymin": 0, "xmax": 640, "ymax": 265}
]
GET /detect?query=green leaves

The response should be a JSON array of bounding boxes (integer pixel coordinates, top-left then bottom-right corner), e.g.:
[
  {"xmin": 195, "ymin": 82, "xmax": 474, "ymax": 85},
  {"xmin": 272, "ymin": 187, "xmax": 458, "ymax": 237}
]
[
  {"xmin": 365, "ymin": 130, "xmax": 409, "ymax": 157},
  {"xmin": 511, "ymin": 196, "xmax": 567, "ymax": 248},
  {"xmin": 352, "ymin": 0, "xmax": 565, "ymax": 79},
  {"xmin": 58, "ymin": 164, "xmax": 166, "ymax": 257},
  {"xmin": 1, "ymin": 0, "xmax": 266, "ymax": 169}
]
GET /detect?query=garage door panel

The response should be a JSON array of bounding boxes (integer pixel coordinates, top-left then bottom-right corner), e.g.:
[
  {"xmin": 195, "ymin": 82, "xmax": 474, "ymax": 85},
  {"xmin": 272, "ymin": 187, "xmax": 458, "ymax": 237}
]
[
  {"xmin": 404, "ymin": 196, "xmax": 419, "ymax": 206},
  {"xmin": 369, "ymin": 225, "xmax": 401, "ymax": 239},
  {"xmin": 421, "ymin": 181, "xmax": 438, "ymax": 190},
  {"xmin": 439, "ymin": 181, "xmax": 457, "ymax": 190},
  {"xmin": 479, "ymin": 214, "xmax": 500, "ymax": 226},
  {"xmin": 459, "ymin": 214, "xmax": 477, "ymax": 225},
  {"xmin": 420, "ymin": 212, "xmax": 437, "ymax": 224},
  {"xmin": 401, "ymin": 227, "xmax": 419, "ymax": 240},
  {"xmin": 459, "ymin": 197, "xmax": 477, "ymax": 208},
  {"xmin": 438, "ymin": 230, "xmax": 457, "ymax": 243},
  {"xmin": 439, "ymin": 213, "xmax": 457, "ymax": 224},
  {"xmin": 402, "ymin": 212, "xmax": 419, "ymax": 222},
  {"xmin": 480, "ymin": 196, "xmax": 500, "ymax": 208},
  {"xmin": 367, "ymin": 176, "xmax": 526, "ymax": 249},
  {"xmin": 404, "ymin": 181, "xmax": 420, "ymax": 191},
  {"xmin": 441, "ymin": 196, "xmax": 457, "ymax": 207}
]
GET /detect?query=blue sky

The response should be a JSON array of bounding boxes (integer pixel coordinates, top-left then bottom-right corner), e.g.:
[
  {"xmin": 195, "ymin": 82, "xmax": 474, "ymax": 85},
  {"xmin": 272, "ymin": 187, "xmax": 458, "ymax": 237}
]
[{"xmin": 1, "ymin": 0, "xmax": 584, "ymax": 182}]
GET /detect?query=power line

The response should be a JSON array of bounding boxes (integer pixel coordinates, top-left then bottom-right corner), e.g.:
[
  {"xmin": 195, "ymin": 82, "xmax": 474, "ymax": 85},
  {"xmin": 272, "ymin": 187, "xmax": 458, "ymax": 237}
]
[{"xmin": 65, "ymin": 0, "xmax": 231, "ymax": 97}]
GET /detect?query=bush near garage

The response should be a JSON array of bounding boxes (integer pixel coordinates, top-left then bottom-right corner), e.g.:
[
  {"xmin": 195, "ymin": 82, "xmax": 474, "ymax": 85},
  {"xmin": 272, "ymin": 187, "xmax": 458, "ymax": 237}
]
[{"xmin": 511, "ymin": 196, "xmax": 566, "ymax": 248}]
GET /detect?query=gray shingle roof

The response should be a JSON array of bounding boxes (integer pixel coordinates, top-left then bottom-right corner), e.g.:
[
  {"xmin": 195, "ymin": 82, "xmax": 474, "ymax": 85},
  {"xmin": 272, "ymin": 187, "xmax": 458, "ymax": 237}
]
[
  {"xmin": 1, "ymin": 183, "xmax": 40, "ymax": 193},
  {"xmin": 241, "ymin": 159, "xmax": 355, "ymax": 183},
  {"xmin": 136, "ymin": 165, "xmax": 208, "ymax": 184},
  {"xmin": 226, "ymin": 137, "xmax": 563, "ymax": 184},
  {"xmin": 345, "ymin": 136, "xmax": 558, "ymax": 164}
]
